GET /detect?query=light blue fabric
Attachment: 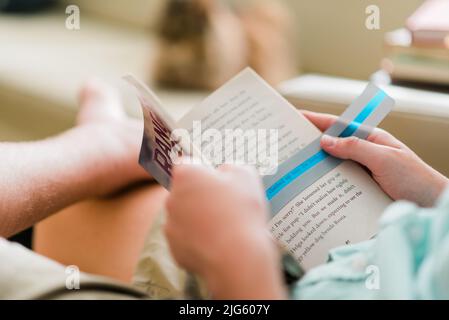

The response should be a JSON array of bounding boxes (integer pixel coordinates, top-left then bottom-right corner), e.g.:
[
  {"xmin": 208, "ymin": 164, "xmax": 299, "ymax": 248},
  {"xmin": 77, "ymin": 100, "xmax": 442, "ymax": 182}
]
[{"xmin": 291, "ymin": 187, "xmax": 449, "ymax": 300}]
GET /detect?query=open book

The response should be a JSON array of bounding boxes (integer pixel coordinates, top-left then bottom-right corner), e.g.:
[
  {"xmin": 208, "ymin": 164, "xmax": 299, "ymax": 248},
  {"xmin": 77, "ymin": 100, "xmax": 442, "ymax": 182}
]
[{"xmin": 125, "ymin": 68, "xmax": 393, "ymax": 270}]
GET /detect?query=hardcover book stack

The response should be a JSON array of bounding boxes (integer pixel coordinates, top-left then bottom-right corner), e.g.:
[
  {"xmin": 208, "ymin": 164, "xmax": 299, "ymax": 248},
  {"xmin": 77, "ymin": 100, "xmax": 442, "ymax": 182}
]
[{"xmin": 381, "ymin": 0, "xmax": 449, "ymax": 87}]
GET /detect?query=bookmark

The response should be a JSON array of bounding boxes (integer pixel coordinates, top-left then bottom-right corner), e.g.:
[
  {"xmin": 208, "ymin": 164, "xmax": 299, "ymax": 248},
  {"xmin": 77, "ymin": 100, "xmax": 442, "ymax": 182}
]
[{"xmin": 263, "ymin": 83, "xmax": 395, "ymax": 214}]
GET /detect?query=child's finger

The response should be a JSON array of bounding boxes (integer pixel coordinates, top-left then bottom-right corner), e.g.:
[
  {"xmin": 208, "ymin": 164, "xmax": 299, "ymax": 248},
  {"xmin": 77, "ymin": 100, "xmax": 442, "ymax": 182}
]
[
  {"xmin": 320, "ymin": 134, "xmax": 390, "ymax": 172},
  {"xmin": 301, "ymin": 110, "xmax": 338, "ymax": 132}
]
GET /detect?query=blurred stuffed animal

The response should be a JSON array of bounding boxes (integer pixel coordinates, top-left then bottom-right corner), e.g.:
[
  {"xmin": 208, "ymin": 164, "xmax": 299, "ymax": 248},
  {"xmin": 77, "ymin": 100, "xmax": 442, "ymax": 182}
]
[
  {"xmin": 152, "ymin": 0, "xmax": 248, "ymax": 90},
  {"xmin": 152, "ymin": 0, "xmax": 297, "ymax": 89}
]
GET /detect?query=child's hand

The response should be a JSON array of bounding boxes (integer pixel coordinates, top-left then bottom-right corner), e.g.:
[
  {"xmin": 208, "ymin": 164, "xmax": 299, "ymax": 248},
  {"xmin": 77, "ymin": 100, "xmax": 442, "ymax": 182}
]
[
  {"xmin": 165, "ymin": 161, "xmax": 286, "ymax": 299},
  {"xmin": 303, "ymin": 110, "xmax": 449, "ymax": 207},
  {"xmin": 76, "ymin": 80, "xmax": 151, "ymax": 196}
]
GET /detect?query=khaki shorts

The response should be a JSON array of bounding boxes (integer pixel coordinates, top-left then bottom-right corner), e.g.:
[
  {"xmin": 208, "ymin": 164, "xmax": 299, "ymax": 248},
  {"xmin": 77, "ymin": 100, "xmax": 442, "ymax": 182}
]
[
  {"xmin": 0, "ymin": 211, "xmax": 206, "ymax": 300},
  {"xmin": 132, "ymin": 211, "xmax": 208, "ymax": 299}
]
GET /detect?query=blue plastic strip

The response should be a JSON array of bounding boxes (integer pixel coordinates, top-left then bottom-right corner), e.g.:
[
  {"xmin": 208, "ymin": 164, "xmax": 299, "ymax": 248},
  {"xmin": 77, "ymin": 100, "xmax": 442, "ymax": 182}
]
[{"xmin": 339, "ymin": 91, "xmax": 386, "ymax": 138}]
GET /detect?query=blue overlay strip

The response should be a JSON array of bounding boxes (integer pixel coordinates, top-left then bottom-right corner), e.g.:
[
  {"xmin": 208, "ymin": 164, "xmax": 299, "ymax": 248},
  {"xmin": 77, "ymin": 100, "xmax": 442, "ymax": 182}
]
[
  {"xmin": 339, "ymin": 91, "xmax": 386, "ymax": 138},
  {"xmin": 266, "ymin": 90, "xmax": 387, "ymax": 200}
]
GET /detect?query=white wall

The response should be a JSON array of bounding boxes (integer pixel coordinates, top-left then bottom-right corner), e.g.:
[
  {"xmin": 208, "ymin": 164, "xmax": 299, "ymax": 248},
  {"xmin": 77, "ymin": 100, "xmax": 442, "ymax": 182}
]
[
  {"xmin": 62, "ymin": 0, "xmax": 425, "ymax": 80},
  {"xmin": 61, "ymin": 0, "xmax": 164, "ymax": 28},
  {"xmin": 288, "ymin": 0, "xmax": 424, "ymax": 79}
]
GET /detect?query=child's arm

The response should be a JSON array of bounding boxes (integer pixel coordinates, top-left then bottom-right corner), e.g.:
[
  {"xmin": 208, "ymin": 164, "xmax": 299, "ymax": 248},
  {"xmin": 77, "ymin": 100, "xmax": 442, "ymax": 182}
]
[{"xmin": 0, "ymin": 81, "xmax": 149, "ymax": 237}]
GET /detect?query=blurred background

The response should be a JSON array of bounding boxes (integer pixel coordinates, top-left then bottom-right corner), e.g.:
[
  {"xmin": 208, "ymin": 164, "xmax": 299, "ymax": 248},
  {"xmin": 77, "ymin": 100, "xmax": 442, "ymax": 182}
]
[
  {"xmin": 2, "ymin": 0, "xmax": 449, "ymax": 171},
  {"xmin": 2, "ymin": 0, "xmax": 449, "ymax": 247},
  {"xmin": 0, "ymin": 0, "xmax": 429, "ymax": 138},
  {"xmin": 1, "ymin": 0, "xmax": 449, "ymax": 172}
]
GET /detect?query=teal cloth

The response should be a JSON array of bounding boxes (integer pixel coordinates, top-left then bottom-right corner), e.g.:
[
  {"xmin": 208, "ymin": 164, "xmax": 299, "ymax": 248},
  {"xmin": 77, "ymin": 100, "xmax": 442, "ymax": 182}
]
[{"xmin": 291, "ymin": 187, "xmax": 449, "ymax": 300}]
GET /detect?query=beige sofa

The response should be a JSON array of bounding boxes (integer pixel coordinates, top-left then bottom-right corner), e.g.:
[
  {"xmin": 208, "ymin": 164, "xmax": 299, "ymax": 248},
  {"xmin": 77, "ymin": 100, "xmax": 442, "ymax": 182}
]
[{"xmin": 0, "ymin": 9, "xmax": 205, "ymax": 141}]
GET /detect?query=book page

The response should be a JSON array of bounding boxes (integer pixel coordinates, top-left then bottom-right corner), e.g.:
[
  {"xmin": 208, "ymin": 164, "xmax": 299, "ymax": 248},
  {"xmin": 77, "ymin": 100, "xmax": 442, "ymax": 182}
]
[
  {"xmin": 177, "ymin": 68, "xmax": 321, "ymax": 170},
  {"xmin": 175, "ymin": 68, "xmax": 392, "ymax": 270},
  {"xmin": 270, "ymin": 162, "xmax": 391, "ymax": 270}
]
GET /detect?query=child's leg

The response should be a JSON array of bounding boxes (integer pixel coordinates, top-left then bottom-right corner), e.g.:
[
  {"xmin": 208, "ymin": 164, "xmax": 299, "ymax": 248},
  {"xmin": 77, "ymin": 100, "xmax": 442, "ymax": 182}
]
[{"xmin": 34, "ymin": 183, "xmax": 168, "ymax": 283}]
